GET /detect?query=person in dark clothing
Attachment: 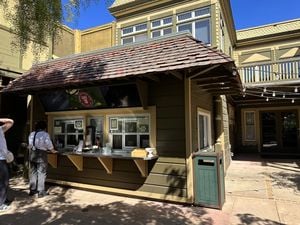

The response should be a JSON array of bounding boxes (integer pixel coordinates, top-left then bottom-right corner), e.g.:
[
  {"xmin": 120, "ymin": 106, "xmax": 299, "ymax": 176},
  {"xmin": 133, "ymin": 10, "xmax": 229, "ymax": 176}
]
[
  {"xmin": 28, "ymin": 121, "xmax": 57, "ymax": 198},
  {"xmin": 0, "ymin": 118, "xmax": 14, "ymax": 211}
]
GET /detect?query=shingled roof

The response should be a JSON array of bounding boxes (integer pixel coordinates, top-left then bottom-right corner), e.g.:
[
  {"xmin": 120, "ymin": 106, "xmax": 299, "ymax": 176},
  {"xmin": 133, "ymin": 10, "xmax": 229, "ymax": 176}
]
[{"xmin": 2, "ymin": 32, "xmax": 237, "ymax": 94}]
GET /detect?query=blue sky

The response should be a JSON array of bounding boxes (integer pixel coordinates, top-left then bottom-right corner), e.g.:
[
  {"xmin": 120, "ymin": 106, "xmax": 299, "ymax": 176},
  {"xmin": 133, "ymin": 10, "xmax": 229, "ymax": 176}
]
[{"xmin": 63, "ymin": 0, "xmax": 300, "ymax": 30}]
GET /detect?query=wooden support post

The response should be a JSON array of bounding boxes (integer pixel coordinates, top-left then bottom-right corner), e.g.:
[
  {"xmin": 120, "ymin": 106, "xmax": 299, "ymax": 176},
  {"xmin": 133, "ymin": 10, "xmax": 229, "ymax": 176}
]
[
  {"xmin": 67, "ymin": 155, "xmax": 83, "ymax": 171},
  {"xmin": 133, "ymin": 159, "xmax": 148, "ymax": 177},
  {"xmin": 97, "ymin": 157, "xmax": 113, "ymax": 174},
  {"xmin": 47, "ymin": 154, "xmax": 57, "ymax": 168}
]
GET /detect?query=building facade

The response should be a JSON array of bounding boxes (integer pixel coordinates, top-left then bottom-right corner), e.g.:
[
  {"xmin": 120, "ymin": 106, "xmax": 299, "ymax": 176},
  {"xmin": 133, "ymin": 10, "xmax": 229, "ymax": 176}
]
[
  {"xmin": 1, "ymin": 0, "xmax": 300, "ymax": 205},
  {"xmin": 233, "ymin": 19, "xmax": 300, "ymax": 156}
]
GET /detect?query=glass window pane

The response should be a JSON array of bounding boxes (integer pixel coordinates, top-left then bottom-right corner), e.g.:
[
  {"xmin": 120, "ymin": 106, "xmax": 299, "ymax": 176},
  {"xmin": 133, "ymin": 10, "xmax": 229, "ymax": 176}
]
[
  {"xmin": 178, "ymin": 23, "xmax": 192, "ymax": 34},
  {"xmin": 122, "ymin": 27, "xmax": 133, "ymax": 35},
  {"xmin": 163, "ymin": 28, "xmax": 172, "ymax": 35},
  {"xmin": 152, "ymin": 30, "xmax": 161, "ymax": 38},
  {"xmin": 111, "ymin": 120, "xmax": 122, "ymax": 133},
  {"xmin": 178, "ymin": 11, "xmax": 192, "ymax": 21},
  {"xmin": 199, "ymin": 114, "xmax": 209, "ymax": 149},
  {"xmin": 122, "ymin": 37, "xmax": 134, "ymax": 45},
  {"xmin": 135, "ymin": 33, "xmax": 148, "ymax": 42},
  {"xmin": 67, "ymin": 135, "xmax": 77, "ymax": 146},
  {"xmin": 152, "ymin": 20, "xmax": 161, "ymax": 28},
  {"xmin": 136, "ymin": 23, "xmax": 147, "ymax": 31},
  {"xmin": 140, "ymin": 135, "xmax": 149, "ymax": 148},
  {"xmin": 246, "ymin": 126, "xmax": 255, "ymax": 140},
  {"xmin": 195, "ymin": 19, "xmax": 210, "ymax": 44},
  {"xmin": 125, "ymin": 121, "xmax": 137, "ymax": 133},
  {"xmin": 163, "ymin": 17, "xmax": 172, "ymax": 25},
  {"xmin": 66, "ymin": 123, "xmax": 76, "ymax": 133},
  {"xmin": 195, "ymin": 8, "xmax": 210, "ymax": 17},
  {"xmin": 112, "ymin": 135, "xmax": 122, "ymax": 149},
  {"xmin": 54, "ymin": 135, "xmax": 65, "ymax": 149},
  {"xmin": 125, "ymin": 135, "xmax": 137, "ymax": 147}
]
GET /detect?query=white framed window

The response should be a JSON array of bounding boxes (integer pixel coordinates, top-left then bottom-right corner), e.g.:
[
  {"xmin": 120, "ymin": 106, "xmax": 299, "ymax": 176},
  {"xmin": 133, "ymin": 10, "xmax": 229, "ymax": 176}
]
[
  {"xmin": 197, "ymin": 109, "xmax": 212, "ymax": 151},
  {"xmin": 108, "ymin": 114, "xmax": 150, "ymax": 150},
  {"xmin": 121, "ymin": 22, "xmax": 148, "ymax": 45},
  {"xmin": 151, "ymin": 16, "xmax": 173, "ymax": 38},
  {"xmin": 151, "ymin": 16, "xmax": 173, "ymax": 29},
  {"xmin": 244, "ymin": 111, "xmax": 256, "ymax": 141},
  {"xmin": 177, "ymin": 7, "xmax": 211, "ymax": 44},
  {"xmin": 151, "ymin": 27, "xmax": 172, "ymax": 38},
  {"xmin": 53, "ymin": 118, "xmax": 84, "ymax": 150}
]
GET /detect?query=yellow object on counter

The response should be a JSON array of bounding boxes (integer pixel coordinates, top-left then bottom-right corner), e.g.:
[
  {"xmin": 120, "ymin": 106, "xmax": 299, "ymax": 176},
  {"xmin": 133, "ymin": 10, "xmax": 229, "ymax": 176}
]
[{"xmin": 131, "ymin": 148, "xmax": 148, "ymax": 157}]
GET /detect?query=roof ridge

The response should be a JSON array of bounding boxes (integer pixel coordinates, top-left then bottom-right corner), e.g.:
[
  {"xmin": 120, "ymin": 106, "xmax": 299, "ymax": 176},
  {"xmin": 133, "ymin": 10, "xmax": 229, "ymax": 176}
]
[{"xmin": 35, "ymin": 31, "xmax": 195, "ymax": 67}]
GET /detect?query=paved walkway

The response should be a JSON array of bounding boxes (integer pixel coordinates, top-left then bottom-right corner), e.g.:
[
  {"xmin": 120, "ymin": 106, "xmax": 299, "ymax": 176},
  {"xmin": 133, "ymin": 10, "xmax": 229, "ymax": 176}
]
[{"xmin": 0, "ymin": 155, "xmax": 299, "ymax": 225}]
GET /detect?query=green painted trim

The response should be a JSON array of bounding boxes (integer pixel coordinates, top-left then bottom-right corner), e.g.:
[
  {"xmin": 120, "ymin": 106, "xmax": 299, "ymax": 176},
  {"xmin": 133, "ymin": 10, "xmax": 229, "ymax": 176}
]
[{"xmin": 175, "ymin": 1, "xmax": 211, "ymax": 14}]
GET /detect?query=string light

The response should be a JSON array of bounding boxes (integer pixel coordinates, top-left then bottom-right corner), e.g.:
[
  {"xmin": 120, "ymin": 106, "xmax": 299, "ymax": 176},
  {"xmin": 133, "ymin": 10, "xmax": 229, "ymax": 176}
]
[
  {"xmin": 272, "ymin": 91, "xmax": 276, "ymax": 97},
  {"xmin": 283, "ymin": 94, "xmax": 285, "ymax": 98},
  {"xmin": 261, "ymin": 93, "xmax": 264, "ymax": 97},
  {"xmin": 266, "ymin": 97, "xmax": 269, "ymax": 102},
  {"xmin": 295, "ymin": 87, "xmax": 298, "ymax": 93},
  {"xmin": 263, "ymin": 87, "xmax": 267, "ymax": 92},
  {"xmin": 292, "ymin": 99, "xmax": 295, "ymax": 103}
]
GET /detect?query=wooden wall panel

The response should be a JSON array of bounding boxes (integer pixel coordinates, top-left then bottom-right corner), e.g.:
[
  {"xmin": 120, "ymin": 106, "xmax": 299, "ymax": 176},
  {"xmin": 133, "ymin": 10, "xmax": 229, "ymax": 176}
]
[{"xmin": 48, "ymin": 76, "xmax": 188, "ymax": 200}]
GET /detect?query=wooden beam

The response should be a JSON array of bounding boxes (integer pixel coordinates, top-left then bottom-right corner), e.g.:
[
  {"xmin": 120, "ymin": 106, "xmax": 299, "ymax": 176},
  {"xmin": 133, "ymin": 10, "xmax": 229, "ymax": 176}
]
[
  {"xmin": 207, "ymin": 90, "xmax": 241, "ymax": 95},
  {"xmin": 189, "ymin": 65, "xmax": 220, "ymax": 79},
  {"xmin": 197, "ymin": 81, "xmax": 232, "ymax": 87},
  {"xmin": 136, "ymin": 79, "xmax": 148, "ymax": 110},
  {"xmin": 143, "ymin": 74, "xmax": 160, "ymax": 82},
  {"xmin": 133, "ymin": 159, "xmax": 148, "ymax": 177},
  {"xmin": 168, "ymin": 71, "xmax": 183, "ymax": 80},
  {"xmin": 97, "ymin": 157, "xmax": 113, "ymax": 174},
  {"xmin": 47, "ymin": 153, "xmax": 57, "ymax": 168},
  {"xmin": 195, "ymin": 77, "xmax": 235, "ymax": 85},
  {"xmin": 67, "ymin": 155, "xmax": 83, "ymax": 171}
]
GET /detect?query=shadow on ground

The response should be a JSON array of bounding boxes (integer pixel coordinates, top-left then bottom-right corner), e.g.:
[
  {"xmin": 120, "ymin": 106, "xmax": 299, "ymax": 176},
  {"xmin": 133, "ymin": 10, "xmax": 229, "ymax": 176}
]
[
  {"xmin": 1, "ymin": 177, "xmax": 215, "ymax": 225},
  {"xmin": 235, "ymin": 213, "xmax": 284, "ymax": 225}
]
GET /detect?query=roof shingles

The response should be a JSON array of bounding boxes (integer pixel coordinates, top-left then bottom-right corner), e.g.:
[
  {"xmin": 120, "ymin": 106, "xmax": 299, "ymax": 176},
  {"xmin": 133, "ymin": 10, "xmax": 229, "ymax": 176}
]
[{"xmin": 2, "ymin": 33, "xmax": 233, "ymax": 93}]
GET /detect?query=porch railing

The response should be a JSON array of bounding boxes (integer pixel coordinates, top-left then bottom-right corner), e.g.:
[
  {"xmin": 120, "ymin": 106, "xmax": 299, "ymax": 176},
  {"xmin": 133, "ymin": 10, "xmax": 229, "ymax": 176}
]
[{"xmin": 238, "ymin": 57, "xmax": 300, "ymax": 84}]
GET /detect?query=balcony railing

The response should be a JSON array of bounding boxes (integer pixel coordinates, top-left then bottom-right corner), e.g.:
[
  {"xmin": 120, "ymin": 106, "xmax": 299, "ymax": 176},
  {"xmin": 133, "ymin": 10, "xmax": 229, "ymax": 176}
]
[{"xmin": 238, "ymin": 57, "xmax": 300, "ymax": 84}]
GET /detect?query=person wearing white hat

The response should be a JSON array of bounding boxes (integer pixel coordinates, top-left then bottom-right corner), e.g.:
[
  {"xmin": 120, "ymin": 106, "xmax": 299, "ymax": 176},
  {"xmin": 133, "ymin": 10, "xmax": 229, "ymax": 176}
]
[{"xmin": 0, "ymin": 118, "xmax": 14, "ymax": 212}]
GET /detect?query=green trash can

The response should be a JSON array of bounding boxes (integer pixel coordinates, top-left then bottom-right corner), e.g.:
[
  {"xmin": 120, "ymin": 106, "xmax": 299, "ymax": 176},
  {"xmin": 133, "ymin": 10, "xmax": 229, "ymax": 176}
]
[{"xmin": 193, "ymin": 151, "xmax": 225, "ymax": 209}]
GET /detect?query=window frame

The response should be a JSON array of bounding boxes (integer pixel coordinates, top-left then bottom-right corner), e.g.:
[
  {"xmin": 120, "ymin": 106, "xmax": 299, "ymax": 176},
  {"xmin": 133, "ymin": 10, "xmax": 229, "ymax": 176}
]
[
  {"xmin": 108, "ymin": 114, "xmax": 151, "ymax": 150},
  {"xmin": 177, "ymin": 7, "xmax": 210, "ymax": 24},
  {"xmin": 244, "ymin": 111, "xmax": 256, "ymax": 141},
  {"xmin": 151, "ymin": 16, "xmax": 173, "ymax": 29},
  {"xmin": 176, "ymin": 6, "xmax": 211, "ymax": 45},
  {"xmin": 197, "ymin": 108, "xmax": 212, "ymax": 151},
  {"xmin": 53, "ymin": 117, "xmax": 85, "ymax": 150}
]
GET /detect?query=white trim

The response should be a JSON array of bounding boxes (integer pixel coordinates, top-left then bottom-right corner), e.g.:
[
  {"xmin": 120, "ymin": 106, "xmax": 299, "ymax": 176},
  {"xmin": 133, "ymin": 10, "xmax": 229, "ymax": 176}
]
[
  {"xmin": 176, "ymin": 17, "xmax": 211, "ymax": 44},
  {"xmin": 151, "ymin": 16, "xmax": 173, "ymax": 29},
  {"xmin": 121, "ymin": 23, "xmax": 147, "ymax": 37},
  {"xmin": 107, "ymin": 113, "xmax": 151, "ymax": 150},
  {"xmin": 197, "ymin": 108, "xmax": 212, "ymax": 151},
  {"xmin": 177, "ymin": 6, "xmax": 210, "ymax": 24}
]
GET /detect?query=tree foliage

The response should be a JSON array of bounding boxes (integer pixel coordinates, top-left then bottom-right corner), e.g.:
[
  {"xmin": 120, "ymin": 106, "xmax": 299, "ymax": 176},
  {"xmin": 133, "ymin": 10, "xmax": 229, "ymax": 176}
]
[{"xmin": 0, "ymin": 0, "xmax": 112, "ymax": 55}]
